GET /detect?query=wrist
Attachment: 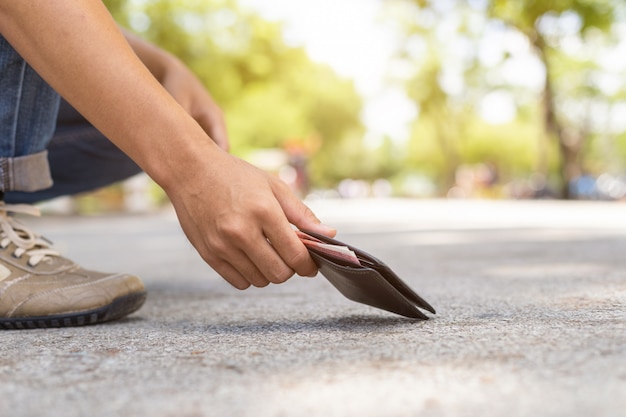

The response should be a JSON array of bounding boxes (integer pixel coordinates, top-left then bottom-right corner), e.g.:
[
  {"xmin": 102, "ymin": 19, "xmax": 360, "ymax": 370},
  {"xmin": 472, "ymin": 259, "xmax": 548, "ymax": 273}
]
[{"xmin": 140, "ymin": 116, "xmax": 222, "ymax": 193}]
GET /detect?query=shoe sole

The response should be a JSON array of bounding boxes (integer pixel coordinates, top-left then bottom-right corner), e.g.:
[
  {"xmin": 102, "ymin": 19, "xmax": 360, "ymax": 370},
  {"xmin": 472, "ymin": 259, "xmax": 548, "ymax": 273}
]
[{"xmin": 0, "ymin": 291, "xmax": 147, "ymax": 330}]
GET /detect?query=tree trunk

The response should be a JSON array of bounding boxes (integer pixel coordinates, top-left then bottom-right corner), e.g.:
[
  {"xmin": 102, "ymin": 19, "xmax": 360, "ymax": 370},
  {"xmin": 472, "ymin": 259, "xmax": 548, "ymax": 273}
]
[{"xmin": 534, "ymin": 35, "xmax": 580, "ymax": 199}]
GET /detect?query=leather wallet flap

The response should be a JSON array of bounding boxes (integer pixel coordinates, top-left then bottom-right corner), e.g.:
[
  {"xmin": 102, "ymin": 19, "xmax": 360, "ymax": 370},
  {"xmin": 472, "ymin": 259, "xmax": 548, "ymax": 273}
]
[{"xmin": 301, "ymin": 230, "xmax": 435, "ymax": 320}]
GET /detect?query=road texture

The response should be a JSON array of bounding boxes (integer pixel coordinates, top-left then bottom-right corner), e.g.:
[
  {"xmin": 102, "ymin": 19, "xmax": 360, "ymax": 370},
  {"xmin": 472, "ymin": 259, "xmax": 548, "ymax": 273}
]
[{"xmin": 1, "ymin": 199, "xmax": 625, "ymax": 417}]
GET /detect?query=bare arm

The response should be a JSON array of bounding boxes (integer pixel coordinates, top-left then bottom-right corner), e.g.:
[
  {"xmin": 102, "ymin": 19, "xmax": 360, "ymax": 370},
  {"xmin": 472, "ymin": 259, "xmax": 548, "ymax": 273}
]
[
  {"xmin": 0, "ymin": 0, "xmax": 335, "ymax": 288},
  {"xmin": 122, "ymin": 29, "xmax": 229, "ymax": 151}
]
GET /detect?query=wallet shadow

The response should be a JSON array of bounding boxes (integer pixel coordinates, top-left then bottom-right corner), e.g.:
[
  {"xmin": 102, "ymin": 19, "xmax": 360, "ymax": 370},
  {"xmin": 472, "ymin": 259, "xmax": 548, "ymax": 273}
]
[{"xmin": 210, "ymin": 314, "xmax": 430, "ymax": 335}]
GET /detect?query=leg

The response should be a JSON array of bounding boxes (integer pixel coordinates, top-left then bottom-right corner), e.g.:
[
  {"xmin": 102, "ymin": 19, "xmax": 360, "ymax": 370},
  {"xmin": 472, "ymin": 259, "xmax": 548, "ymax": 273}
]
[
  {"xmin": 5, "ymin": 98, "xmax": 142, "ymax": 204},
  {"xmin": 0, "ymin": 35, "xmax": 145, "ymax": 329},
  {"xmin": 0, "ymin": 34, "xmax": 58, "ymax": 193}
]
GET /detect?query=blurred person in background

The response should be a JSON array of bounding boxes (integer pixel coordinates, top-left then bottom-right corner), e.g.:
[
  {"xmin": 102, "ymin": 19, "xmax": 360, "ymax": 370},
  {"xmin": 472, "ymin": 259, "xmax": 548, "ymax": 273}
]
[{"xmin": 0, "ymin": 1, "xmax": 334, "ymax": 329}]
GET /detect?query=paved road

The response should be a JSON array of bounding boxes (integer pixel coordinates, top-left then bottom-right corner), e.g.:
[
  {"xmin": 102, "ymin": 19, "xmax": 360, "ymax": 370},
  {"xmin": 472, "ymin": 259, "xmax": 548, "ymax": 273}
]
[{"xmin": 2, "ymin": 199, "xmax": 625, "ymax": 417}]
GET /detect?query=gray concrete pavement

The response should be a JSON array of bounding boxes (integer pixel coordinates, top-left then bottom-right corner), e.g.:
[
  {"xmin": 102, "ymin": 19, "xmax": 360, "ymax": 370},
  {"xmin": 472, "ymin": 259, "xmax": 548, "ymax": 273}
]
[{"xmin": 1, "ymin": 199, "xmax": 625, "ymax": 417}]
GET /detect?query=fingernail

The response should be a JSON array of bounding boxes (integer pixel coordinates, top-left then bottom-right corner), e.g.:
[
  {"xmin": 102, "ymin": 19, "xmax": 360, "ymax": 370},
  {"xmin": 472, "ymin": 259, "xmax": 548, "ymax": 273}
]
[{"xmin": 319, "ymin": 224, "xmax": 336, "ymax": 236}]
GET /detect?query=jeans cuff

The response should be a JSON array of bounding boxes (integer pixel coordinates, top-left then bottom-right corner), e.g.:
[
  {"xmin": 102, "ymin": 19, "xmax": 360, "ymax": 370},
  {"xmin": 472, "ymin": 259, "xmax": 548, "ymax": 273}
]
[{"xmin": 0, "ymin": 150, "xmax": 52, "ymax": 192}]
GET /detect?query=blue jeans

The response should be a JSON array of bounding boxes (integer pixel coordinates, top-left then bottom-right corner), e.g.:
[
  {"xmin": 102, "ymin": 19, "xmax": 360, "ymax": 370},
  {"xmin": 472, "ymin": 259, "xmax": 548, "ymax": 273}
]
[
  {"xmin": 0, "ymin": 35, "xmax": 58, "ymax": 192},
  {"xmin": 1, "ymin": 35, "xmax": 141, "ymax": 203}
]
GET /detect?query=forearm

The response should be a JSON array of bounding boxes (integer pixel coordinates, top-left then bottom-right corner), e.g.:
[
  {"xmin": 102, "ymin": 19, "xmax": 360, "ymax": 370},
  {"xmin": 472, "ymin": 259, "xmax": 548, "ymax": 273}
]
[
  {"xmin": 0, "ymin": 1, "xmax": 331, "ymax": 288},
  {"xmin": 121, "ymin": 28, "xmax": 230, "ymax": 151},
  {"xmin": 0, "ymin": 0, "xmax": 216, "ymax": 190},
  {"xmin": 122, "ymin": 28, "xmax": 179, "ymax": 84}
]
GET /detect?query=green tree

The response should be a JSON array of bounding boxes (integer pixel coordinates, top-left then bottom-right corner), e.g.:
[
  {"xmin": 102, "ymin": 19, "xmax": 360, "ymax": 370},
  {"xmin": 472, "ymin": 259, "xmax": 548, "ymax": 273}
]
[
  {"xmin": 103, "ymin": 0, "xmax": 364, "ymax": 188},
  {"xmin": 391, "ymin": 0, "xmax": 623, "ymax": 198},
  {"xmin": 489, "ymin": 0, "xmax": 618, "ymax": 198},
  {"xmin": 388, "ymin": 0, "xmax": 503, "ymax": 191}
]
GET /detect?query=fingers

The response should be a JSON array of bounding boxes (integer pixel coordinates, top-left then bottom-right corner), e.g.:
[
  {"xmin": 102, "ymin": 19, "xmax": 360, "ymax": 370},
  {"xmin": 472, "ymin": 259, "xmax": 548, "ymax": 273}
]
[
  {"xmin": 261, "ymin": 220, "xmax": 316, "ymax": 278},
  {"xmin": 199, "ymin": 239, "xmax": 274, "ymax": 289},
  {"xmin": 210, "ymin": 262, "xmax": 251, "ymax": 290},
  {"xmin": 157, "ymin": 61, "xmax": 230, "ymax": 151},
  {"xmin": 271, "ymin": 178, "xmax": 336, "ymax": 238},
  {"xmin": 172, "ymin": 200, "xmax": 272, "ymax": 290},
  {"xmin": 213, "ymin": 257, "xmax": 271, "ymax": 289},
  {"xmin": 221, "ymin": 176, "xmax": 331, "ymax": 281},
  {"xmin": 218, "ymin": 214, "xmax": 301, "ymax": 283},
  {"xmin": 242, "ymin": 235, "xmax": 299, "ymax": 283},
  {"xmin": 210, "ymin": 208, "xmax": 315, "ymax": 284},
  {"xmin": 201, "ymin": 211, "xmax": 297, "ymax": 287},
  {"xmin": 169, "ymin": 151, "xmax": 331, "ymax": 290}
]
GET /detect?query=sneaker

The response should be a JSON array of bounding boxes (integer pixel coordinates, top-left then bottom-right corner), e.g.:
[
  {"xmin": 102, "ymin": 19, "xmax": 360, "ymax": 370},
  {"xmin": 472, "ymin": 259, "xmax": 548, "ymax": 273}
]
[{"xmin": 0, "ymin": 203, "xmax": 146, "ymax": 329}]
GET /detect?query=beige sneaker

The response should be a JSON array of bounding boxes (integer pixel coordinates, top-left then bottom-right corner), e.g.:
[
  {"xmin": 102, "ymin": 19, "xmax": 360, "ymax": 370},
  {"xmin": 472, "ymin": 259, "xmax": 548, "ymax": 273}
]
[{"xmin": 0, "ymin": 203, "xmax": 146, "ymax": 329}]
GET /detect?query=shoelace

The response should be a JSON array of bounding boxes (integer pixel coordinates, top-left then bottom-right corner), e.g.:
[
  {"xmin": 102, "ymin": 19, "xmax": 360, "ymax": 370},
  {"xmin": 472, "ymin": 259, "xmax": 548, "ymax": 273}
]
[{"xmin": 0, "ymin": 203, "xmax": 60, "ymax": 267}]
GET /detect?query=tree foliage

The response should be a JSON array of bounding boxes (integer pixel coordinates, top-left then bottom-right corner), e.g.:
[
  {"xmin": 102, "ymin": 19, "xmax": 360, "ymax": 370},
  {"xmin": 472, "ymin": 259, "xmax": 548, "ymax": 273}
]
[
  {"xmin": 489, "ymin": 0, "xmax": 617, "ymax": 197},
  {"xmin": 101, "ymin": 0, "xmax": 625, "ymax": 199},
  {"xmin": 103, "ymin": 0, "xmax": 364, "ymax": 187},
  {"xmin": 389, "ymin": 0, "xmax": 625, "ymax": 198}
]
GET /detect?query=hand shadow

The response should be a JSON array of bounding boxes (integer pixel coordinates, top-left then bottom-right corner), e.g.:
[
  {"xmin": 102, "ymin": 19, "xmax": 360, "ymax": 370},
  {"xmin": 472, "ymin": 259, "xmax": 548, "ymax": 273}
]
[{"xmin": 205, "ymin": 314, "xmax": 430, "ymax": 335}]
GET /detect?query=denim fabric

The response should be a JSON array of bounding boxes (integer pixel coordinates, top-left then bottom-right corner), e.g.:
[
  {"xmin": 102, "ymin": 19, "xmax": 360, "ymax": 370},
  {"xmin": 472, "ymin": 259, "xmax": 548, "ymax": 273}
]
[
  {"xmin": 5, "ymin": 99, "xmax": 142, "ymax": 204},
  {"xmin": 0, "ymin": 33, "xmax": 140, "ymax": 202},
  {"xmin": 0, "ymin": 35, "xmax": 59, "ymax": 191}
]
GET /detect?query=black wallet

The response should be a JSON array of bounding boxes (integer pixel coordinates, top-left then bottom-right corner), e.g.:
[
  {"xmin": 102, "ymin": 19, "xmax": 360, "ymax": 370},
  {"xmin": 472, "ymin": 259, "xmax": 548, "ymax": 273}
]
[{"xmin": 300, "ymin": 230, "xmax": 436, "ymax": 320}]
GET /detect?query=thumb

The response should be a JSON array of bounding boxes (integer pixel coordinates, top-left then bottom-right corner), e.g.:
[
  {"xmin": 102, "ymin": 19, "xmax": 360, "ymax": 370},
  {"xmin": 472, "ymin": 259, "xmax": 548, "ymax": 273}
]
[{"xmin": 272, "ymin": 180, "xmax": 336, "ymax": 238}]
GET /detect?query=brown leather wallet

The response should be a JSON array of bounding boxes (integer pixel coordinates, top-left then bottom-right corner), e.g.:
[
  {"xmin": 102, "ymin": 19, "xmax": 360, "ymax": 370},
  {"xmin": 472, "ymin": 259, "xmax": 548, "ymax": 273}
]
[{"xmin": 300, "ymin": 230, "xmax": 436, "ymax": 320}]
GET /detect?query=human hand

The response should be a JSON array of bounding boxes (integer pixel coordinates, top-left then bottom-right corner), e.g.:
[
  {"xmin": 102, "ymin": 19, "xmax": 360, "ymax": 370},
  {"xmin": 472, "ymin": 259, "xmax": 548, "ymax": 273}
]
[
  {"xmin": 123, "ymin": 30, "xmax": 229, "ymax": 151},
  {"xmin": 0, "ymin": 1, "xmax": 324, "ymax": 291},
  {"xmin": 166, "ymin": 148, "xmax": 336, "ymax": 289},
  {"xmin": 159, "ymin": 59, "xmax": 229, "ymax": 151}
]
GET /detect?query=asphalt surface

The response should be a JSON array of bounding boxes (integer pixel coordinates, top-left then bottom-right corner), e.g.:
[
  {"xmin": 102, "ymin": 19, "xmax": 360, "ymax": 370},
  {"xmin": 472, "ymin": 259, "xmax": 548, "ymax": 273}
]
[{"xmin": 1, "ymin": 199, "xmax": 625, "ymax": 417}]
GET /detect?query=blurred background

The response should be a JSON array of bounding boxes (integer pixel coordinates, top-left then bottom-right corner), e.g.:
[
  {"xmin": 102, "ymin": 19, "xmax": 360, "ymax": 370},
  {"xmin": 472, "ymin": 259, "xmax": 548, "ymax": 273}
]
[{"xmin": 59, "ymin": 0, "xmax": 626, "ymax": 213}]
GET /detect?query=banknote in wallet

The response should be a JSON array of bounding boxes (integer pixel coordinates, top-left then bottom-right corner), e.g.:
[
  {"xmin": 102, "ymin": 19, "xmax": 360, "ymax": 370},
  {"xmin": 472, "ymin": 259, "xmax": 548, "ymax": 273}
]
[{"xmin": 297, "ymin": 230, "xmax": 436, "ymax": 320}]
